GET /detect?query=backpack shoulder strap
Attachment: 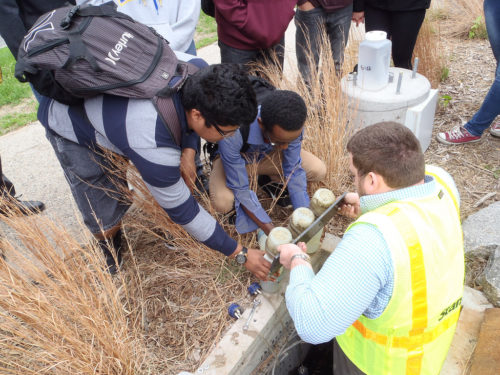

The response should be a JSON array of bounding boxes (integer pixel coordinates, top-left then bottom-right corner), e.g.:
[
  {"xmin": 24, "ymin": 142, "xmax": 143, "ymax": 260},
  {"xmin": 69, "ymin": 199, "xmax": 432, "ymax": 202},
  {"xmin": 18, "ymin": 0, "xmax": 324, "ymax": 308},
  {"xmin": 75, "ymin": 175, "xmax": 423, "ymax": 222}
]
[
  {"xmin": 76, "ymin": 2, "xmax": 129, "ymax": 19},
  {"xmin": 153, "ymin": 96, "xmax": 182, "ymax": 147},
  {"xmin": 239, "ymin": 124, "xmax": 251, "ymax": 154}
]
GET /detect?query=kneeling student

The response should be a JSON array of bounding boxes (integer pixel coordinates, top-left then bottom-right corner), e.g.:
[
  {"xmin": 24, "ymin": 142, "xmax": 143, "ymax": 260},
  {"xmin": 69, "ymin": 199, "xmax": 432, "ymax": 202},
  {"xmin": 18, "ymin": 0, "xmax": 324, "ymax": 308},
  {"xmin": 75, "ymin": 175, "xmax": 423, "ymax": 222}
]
[{"xmin": 209, "ymin": 90, "xmax": 326, "ymax": 234}]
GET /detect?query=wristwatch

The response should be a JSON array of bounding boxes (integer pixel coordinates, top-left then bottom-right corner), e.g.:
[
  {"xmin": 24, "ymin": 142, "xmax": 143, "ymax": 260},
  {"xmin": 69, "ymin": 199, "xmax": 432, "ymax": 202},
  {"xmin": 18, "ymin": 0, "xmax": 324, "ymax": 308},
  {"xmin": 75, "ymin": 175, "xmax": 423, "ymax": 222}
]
[
  {"xmin": 235, "ymin": 247, "xmax": 248, "ymax": 265},
  {"xmin": 290, "ymin": 253, "xmax": 310, "ymax": 264}
]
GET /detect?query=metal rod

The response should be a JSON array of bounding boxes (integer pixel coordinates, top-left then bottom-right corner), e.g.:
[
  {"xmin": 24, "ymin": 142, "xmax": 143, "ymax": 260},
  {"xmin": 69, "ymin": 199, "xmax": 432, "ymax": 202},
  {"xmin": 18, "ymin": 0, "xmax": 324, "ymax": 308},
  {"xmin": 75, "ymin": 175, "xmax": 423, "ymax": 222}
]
[
  {"xmin": 396, "ymin": 72, "xmax": 403, "ymax": 95},
  {"xmin": 353, "ymin": 72, "xmax": 357, "ymax": 87},
  {"xmin": 388, "ymin": 72, "xmax": 394, "ymax": 83},
  {"xmin": 243, "ymin": 298, "xmax": 261, "ymax": 331},
  {"xmin": 412, "ymin": 57, "xmax": 419, "ymax": 78}
]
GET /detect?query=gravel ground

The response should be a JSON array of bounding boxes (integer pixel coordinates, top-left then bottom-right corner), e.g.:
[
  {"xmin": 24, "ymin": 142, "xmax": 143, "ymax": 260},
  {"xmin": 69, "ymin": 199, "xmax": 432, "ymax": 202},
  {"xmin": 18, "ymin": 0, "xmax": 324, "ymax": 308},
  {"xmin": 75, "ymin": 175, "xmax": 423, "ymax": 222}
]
[{"xmin": 427, "ymin": 36, "xmax": 500, "ymax": 219}]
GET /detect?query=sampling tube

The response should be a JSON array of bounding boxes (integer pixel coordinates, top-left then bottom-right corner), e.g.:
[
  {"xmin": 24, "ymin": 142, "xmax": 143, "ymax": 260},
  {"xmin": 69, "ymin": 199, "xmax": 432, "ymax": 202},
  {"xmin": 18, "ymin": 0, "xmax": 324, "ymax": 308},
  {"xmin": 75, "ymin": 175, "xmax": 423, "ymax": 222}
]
[{"xmin": 261, "ymin": 227, "xmax": 292, "ymax": 293}]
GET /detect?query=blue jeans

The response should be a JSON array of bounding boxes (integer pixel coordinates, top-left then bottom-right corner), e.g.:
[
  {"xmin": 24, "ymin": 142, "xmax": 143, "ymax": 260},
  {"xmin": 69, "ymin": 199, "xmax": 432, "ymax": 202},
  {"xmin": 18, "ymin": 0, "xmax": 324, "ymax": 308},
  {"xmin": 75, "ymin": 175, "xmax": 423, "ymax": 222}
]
[
  {"xmin": 218, "ymin": 38, "xmax": 285, "ymax": 72},
  {"xmin": 295, "ymin": 4, "xmax": 353, "ymax": 78},
  {"xmin": 185, "ymin": 39, "xmax": 197, "ymax": 56},
  {"xmin": 30, "ymin": 84, "xmax": 44, "ymax": 103},
  {"xmin": 465, "ymin": 0, "xmax": 500, "ymax": 136}
]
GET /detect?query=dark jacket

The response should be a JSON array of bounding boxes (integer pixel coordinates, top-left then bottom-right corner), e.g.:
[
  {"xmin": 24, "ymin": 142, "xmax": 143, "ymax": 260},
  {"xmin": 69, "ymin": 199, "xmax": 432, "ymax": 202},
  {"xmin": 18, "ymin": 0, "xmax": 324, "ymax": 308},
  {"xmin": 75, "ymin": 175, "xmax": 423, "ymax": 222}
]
[
  {"xmin": 0, "ymin": 0, "xmax": 73, "ymax": 57},
  {"xmin": 213, "ymin": 0, "xmax": 297, "ymax": 50},
  {"xmin": 297, "ymin": 0, "xmax": 353, "ymax": 12},
  {"xmin": 353, "ymin": 0, "xmax": 431, "ymax": 12}
]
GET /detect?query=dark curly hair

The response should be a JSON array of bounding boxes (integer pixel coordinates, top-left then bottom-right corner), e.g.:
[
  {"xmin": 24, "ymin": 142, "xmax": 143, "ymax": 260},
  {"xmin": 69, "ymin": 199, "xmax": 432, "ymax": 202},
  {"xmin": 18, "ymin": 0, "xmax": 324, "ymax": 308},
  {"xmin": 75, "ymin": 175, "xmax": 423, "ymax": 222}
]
[
  {"xmin": 180, "ymin": 64, "xmax": 257, "ymax": 129},
  {"xmin": 260, "ymin": 90, "xmax": 307, "ymax": 132}
]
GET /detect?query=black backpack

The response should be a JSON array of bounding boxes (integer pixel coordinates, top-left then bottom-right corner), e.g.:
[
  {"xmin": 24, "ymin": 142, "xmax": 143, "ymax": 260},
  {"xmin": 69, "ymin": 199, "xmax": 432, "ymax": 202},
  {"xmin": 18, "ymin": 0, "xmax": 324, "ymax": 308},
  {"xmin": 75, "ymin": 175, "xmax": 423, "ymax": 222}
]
[
  {"xmin": 203, "ymin": 75, "xmax": 276, "ymax": 165},
  {"xmin": 15, "ymin": 2, "xmax": 198, "ymax": 146}
]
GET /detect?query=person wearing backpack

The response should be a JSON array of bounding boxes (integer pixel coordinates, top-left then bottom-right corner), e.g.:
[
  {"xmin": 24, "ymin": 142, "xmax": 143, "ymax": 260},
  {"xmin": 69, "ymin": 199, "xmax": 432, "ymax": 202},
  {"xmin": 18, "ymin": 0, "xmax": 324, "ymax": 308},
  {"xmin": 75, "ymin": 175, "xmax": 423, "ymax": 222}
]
[
  {"xmin": 75, "ymin": 0, "xmax": 205, "ymax": 190},
  {"xmin": 212, "ymin": 0, "xmax": 298, "ymax": 71},
  {"xmin": 209, "ymin": 90, "xmax": 326, "ymax": 235},
  {"xmin": 37, "ymin": 61, "xmax": 271, "ymax": 279},
  {"xmin": 75, "ymin": 0, "xmax": 200, "ymax": 55}
]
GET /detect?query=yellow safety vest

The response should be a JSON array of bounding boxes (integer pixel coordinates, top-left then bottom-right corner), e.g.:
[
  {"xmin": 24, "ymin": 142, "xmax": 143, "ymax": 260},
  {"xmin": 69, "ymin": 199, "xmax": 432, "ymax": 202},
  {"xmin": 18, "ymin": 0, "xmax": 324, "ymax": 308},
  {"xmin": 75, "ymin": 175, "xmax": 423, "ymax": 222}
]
[{"xmin": 337, "ymin": 166, "xmax": 464, "ymax": 375}]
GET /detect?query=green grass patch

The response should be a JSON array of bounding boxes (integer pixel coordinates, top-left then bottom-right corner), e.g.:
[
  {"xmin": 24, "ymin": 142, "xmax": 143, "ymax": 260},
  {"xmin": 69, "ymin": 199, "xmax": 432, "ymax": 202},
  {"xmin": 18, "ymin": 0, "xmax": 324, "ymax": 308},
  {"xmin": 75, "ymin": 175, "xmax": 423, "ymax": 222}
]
[
  {"xmin": 484, "ymin": 164, "xmax": 500, "ymax": 179},
  {"xmin": 0, "ymin": 48, "xmax": 34, "ymax": 106},
  {"xmin": 195, "ymin": 12, "xmax": 217, "ymax": 49},
  {"xmin": 440, "ymin": 66, "xmax": 450, "ymax": 82},
  {"xmin": 0, "ymin": 112, "xmax": 38, "ymax": 135},
  {"xmin": 468, "ymin": 16, "xmax": 488, "ymax": 39},
  {"xmin": 0, "ymin": 47, "xmax": 38, "ymax": 134}
]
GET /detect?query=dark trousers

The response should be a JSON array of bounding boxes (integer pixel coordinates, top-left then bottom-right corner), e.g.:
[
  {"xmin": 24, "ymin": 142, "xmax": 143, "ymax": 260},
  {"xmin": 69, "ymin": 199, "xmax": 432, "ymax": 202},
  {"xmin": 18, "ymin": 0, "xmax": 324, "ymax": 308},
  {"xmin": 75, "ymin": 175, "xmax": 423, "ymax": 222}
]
[
  {"xmin": 295, "ymin": 4, "xmax": 353, "ymax": 78},
  {"xmin": 333, "ymin": 339, "xmax": 365, "ymax": 374},
  {"xmin": 364, "ymin": 5, "xmax": 426, "ymax": 70},
  {"xmin": 218, "ymin": 38, "xmax": 285, "ymax": 72},
  {"xmin": 0, "ymin": 156, "xmax": 15, "ymax": 196}
]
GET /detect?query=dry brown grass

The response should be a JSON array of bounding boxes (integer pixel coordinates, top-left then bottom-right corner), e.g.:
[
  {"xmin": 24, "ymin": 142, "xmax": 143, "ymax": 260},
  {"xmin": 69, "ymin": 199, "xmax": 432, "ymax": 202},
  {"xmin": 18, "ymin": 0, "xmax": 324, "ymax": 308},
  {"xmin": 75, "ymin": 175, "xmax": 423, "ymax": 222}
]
[
  {"xmin": 413, "ymin": 16, "xmax": 446, "ymax": 88},
  {"xmin": 0, "ymin": 203, "xmax": 147, "ymax": 374},
  {"xmin": 99, "ymin": 153, "xmax": 256, "ymax": 373},
  {"xmin": 440, "ymin": 0, "xmax": 486, "ymax": 39},
  {"xmin": 253, "ymin": 27, "xmax": 359, "ymax": 195}
]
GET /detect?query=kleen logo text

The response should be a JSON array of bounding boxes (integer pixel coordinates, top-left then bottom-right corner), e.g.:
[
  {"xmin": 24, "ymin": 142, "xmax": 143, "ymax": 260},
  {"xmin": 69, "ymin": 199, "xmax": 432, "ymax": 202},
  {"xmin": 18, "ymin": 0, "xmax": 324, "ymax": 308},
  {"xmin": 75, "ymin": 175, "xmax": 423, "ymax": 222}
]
[{"xmin": 105, "ymin": 32, "xmax": 134, "ymax": 66}]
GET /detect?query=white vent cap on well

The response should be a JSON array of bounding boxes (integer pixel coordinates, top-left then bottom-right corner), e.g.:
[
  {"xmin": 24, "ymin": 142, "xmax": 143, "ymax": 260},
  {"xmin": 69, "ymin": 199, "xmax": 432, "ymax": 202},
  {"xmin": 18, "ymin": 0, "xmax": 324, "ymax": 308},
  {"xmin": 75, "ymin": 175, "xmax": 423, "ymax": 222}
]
[{"xmin": 365, "ymin": 30, "xmax": 388, "ymax": 41}]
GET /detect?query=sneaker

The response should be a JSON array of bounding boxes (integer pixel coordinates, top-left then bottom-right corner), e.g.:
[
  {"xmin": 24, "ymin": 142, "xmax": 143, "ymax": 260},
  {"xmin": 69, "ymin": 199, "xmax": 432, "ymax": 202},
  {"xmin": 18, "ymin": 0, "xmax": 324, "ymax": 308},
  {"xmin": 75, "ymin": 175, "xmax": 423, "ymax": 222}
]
[
  {"xmin": 490, "ymin": 120, "xmax": 500, "ymax": 138},
  {"xmin": 227, "ymin": 210, "xmax": 236, "ymax": 225},
  {"xmin": 258, "ymin": 175, "xmax": 292, "ymax": 208},
  {"xmin": 436, "ymin": 126, "xmax": 481, "ymax": 145},
  {"xmin": 0, "ymin": 196, "xmax": 45, "ymax": 216}
]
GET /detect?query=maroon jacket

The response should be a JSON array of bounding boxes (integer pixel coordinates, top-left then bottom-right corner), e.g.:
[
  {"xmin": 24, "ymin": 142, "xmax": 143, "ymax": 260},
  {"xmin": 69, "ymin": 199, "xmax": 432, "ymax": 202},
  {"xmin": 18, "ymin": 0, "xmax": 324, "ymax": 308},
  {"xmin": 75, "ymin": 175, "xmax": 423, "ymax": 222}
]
[
  {"xmin": 214, "ymin": 0, "xmax": 297, "ymax": 50},
  {"xmin": 297, "ymin": 0, "xmax": 353, "ymax": 12}
]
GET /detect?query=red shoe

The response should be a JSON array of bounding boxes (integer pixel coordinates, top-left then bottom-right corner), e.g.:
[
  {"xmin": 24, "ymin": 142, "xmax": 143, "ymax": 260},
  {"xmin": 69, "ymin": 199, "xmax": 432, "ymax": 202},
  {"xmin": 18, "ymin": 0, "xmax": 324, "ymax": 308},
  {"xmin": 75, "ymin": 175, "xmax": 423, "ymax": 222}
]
[
  {"xmin": 436, "ymin": 126, "xmax": 481, "ymax": 145},
  {"xmin": 490, "ymin": 119, "xmax": 500, "ymax": 138}
]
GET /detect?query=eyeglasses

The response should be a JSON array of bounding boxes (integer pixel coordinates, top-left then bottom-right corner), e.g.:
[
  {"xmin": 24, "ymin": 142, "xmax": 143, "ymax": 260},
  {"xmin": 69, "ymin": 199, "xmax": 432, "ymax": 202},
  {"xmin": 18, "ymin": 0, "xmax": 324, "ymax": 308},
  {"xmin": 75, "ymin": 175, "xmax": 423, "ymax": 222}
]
[
  {"xmin": 264, "ymin": 130, "xmax": 288, "ymax": 147},
  {"xmin": 212, "ymin": 122, "xmax": 238, "ymax": 138}
]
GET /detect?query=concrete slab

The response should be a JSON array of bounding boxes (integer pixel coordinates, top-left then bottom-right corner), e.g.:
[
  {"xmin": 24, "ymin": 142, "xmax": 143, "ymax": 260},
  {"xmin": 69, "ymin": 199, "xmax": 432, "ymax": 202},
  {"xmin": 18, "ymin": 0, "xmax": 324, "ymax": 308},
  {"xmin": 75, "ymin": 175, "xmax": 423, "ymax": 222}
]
[
  {"xmin": 441, "ymin": 287, "xmax": 493, "ymax": 375},
  {"xmin": 469, "ymin": 308, "xmax": 500, "ymax": 375},
  {"xmin": 172, "ymin": 234, "xmax": 340, "ymax": 375},
  {"xmin": 0, "ymin": 122, "xmax": 87, "ymax": 241},
  {"xmin": 186, "ymin": 235, "xmax": 339, "ymax": 375}
]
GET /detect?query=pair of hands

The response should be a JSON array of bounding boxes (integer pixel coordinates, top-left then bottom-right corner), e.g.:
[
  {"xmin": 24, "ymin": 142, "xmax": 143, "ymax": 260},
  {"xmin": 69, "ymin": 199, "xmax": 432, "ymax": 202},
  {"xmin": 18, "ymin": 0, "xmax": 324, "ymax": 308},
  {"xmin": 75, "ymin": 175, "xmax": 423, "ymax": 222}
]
[
  {"xmin": 298, "ymin": 2, "xmax": 364, "ymax": 27},
  {"xmin": 244, "ymin": 243, "xmax": 310, "ymax": 278},
  {"xmin": 242, "ymin": 192, "xmax": 362, "ymax": 279},
  {"xmin": 278, "ymin": 192, "xmax": 361, "ymax": 270},
  {"xmin": 243, "ymin": 245, "xmax": 308, "ymax": 279},
  {"xmin": 352, "ymin": 11, "xmax": 365, "ymax": 27}
]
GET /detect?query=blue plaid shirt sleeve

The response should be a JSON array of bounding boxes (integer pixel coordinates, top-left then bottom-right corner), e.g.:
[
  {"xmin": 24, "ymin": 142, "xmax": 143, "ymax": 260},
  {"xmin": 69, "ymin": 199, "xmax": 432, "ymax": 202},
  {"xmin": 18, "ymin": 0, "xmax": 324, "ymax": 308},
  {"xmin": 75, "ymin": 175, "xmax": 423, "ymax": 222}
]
[
  {"xmin": 285, "ymin": 223, "xmax": 392, "ymax": 344},
  {"xmin": 218, "ymin": 132, "xmax": 271, "ymax": 234},
  {"xmin": 282, "ymin": 132, "xmax": 309, "ymax": 209}
]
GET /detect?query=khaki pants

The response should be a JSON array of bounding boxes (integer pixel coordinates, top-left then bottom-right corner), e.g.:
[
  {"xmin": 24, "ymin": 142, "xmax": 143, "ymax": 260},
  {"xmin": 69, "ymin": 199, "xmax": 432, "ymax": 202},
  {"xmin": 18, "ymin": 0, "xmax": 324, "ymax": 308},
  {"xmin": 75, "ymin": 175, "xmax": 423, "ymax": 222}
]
[{"xmin": 209, "ymin": 150, "xmax": 326, "ymax": 213}]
